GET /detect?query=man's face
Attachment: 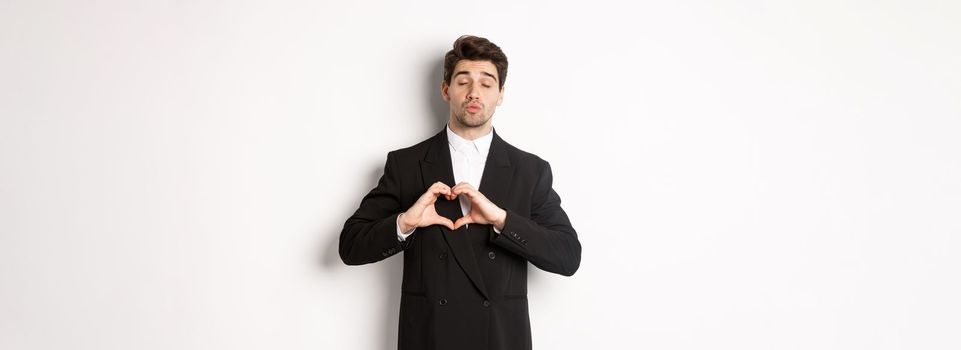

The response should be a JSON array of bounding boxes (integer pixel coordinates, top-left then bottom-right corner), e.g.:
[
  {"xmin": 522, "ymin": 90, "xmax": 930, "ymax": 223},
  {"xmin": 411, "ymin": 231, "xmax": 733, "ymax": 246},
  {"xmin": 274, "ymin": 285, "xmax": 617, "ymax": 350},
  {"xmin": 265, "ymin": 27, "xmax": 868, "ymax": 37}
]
[{"xmin": 442, "ymin": 60, "xmax": 504, "ymax": 129}]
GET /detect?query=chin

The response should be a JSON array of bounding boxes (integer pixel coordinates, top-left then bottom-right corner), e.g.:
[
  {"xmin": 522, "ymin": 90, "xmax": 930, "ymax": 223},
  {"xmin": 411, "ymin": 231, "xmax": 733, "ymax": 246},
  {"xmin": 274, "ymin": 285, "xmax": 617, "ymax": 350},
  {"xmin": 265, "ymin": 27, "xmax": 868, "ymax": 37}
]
[{"xmin": 465, "ymin": 118, "xmax": 489, "ymax": 128}]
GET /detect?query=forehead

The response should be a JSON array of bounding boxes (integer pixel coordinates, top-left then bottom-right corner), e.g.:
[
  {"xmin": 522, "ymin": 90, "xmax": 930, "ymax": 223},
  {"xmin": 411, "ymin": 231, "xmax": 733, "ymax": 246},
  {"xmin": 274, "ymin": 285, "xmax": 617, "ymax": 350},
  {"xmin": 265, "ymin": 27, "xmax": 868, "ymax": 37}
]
[{"xmin": 453, "ymin": 60, "xmax": 498, "ymax": 79}]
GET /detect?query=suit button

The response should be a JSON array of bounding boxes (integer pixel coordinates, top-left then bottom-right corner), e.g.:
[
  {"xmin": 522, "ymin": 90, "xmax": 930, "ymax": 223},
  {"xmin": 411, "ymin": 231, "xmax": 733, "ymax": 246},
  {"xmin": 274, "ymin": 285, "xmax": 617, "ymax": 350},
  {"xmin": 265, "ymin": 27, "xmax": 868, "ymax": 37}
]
[
  {"xmin": 439, "ymin": 252, "xmax": 447, "ymax": 260},
  {"xmin": 488, "ymin": 251, "xmax": 495, "ymax": 260},
  {"xmin": 439, "ymin": 298, "xmax": 448, "ymax": 306},
  {"xmin": 482, "ymin": 300, "xmax": 490, "ymax": 307}
]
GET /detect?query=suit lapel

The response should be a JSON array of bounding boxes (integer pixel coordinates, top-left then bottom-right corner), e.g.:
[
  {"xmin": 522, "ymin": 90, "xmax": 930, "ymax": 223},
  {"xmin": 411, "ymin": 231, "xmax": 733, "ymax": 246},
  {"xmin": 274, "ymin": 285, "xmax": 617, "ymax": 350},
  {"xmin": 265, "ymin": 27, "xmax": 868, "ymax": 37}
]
[
  {"xmin": 478, "ymin": 130, "xmax": 514, "ymax": 212},
  {"xmin": 420, "ymin": 129, "xmax": 489, "ymax": 300}
]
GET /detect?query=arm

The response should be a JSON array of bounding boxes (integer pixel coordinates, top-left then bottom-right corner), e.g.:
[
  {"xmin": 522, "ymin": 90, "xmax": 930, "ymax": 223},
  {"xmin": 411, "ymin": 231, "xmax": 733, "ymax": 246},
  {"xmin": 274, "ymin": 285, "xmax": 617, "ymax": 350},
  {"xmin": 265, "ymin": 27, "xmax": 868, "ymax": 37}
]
[
  {"xmin": 339, "ymin": 152, "xmax": 407, "ymax": 265},
  {"xmin": 491, "ymin": 162, "xmax": 581, "ymax": 276},
  {"xmin": 340, "ymin": 153, "xmax": 456, "ymax": 265},
  {"xmin": 450, "ymin": 161, "xmax": 582, "ymax": 276}
]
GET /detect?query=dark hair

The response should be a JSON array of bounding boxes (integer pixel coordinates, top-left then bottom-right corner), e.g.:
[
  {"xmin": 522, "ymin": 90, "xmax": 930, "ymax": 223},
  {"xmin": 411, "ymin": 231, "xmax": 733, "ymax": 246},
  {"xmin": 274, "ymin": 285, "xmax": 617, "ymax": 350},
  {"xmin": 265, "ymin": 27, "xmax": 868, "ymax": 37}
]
[{"xmin": 444, "ymin": 35, "xmax": 508, "ymax": 90}]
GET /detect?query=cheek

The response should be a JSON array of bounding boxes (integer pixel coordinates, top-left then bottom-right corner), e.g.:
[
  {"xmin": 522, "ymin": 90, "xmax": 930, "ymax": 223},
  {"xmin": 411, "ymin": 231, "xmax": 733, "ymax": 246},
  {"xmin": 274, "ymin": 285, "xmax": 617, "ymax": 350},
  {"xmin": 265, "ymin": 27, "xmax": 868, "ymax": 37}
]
[{"xmin": 447, "ymin": 87, "xmax": 465, "ymax": 99}]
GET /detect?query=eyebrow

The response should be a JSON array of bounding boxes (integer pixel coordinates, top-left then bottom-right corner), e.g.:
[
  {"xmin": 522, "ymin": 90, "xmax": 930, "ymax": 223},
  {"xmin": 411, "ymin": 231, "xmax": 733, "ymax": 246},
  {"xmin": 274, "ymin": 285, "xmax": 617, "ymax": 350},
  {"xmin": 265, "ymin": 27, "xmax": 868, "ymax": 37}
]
[{"xmin": 453, "ymin": 71, "xmax": 498, "ymax": 82}]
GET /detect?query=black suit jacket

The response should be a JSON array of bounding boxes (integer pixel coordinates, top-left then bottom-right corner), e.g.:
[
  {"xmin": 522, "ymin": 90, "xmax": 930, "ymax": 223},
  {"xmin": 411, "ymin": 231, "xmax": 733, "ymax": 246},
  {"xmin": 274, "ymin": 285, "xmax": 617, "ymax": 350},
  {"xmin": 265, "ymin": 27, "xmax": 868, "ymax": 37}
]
[{"xmin": 340, "ymin": 128, "xmax": 581, "ymax": 350}]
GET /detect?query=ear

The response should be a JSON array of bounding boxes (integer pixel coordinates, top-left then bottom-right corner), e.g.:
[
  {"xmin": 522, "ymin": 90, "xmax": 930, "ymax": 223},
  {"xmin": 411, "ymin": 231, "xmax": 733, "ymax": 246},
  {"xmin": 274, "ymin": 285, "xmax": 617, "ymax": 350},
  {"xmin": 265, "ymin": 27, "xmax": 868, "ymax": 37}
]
[
  {"xmin": 441, "ymin": 80, "xmax": 450, "ymax": 102},
  {"xmin": 496, "ymin": 85, "xmax": 505, "ymax": 106}
]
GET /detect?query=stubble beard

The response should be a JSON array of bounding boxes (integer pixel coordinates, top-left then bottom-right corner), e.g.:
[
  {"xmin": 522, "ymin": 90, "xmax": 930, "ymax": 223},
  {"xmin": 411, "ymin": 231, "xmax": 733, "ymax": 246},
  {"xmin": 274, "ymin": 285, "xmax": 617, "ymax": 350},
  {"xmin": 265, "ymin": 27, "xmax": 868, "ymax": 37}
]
[
  {"xmin": 455, "ymin": 113, "xmax": 488, "ymax": 128},
  {"xmin": 453, "ymin": 103, "xmax": 492, "ymax": 129}
]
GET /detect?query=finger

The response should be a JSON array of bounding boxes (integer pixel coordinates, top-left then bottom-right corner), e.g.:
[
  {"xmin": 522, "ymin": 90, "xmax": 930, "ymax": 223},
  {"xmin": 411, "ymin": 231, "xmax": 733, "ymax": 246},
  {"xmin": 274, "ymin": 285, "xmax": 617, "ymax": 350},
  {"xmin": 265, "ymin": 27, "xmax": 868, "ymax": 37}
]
[
  {"xmin": 417, "ymin": 190, "xmax": 439, "ymax": 205},
  {"xmin": 451, "ymin": 182, "xmax": 474, "ymax": 195},
  {"xmin": 422, "ymin": 184, "xmax": 451, "ymax": 202},
  {"xmin": 436, "ymin": 181, "xmax": 452, "ymax": 190},
  {"xmin": 440, "ymin": 218, "xmax": 455, "ymax": 230},
  {"xmin": 435, "ymin": 182, "xmax": 455, "ymax": 198},
  {"xmin": 452, "ymin": 182, "xmax": 475, "ymax": 192},
  {"xmin": 452, "ymin": 215, "xmax": 474, "ymax": 230},
  {"xmin": 453, "ymin": 186, "xmax": 480, "ymax": 200},
  {"xmin": 430, "ymin": 182, "xmax": 451, "ymax": 195},
  {"xmin": 428, "ymin": 216, "xmax": 455, "ymax": 230},
  {"xmin": 440, "ymin": 185, "xmax": 456, "ymax": 200}
]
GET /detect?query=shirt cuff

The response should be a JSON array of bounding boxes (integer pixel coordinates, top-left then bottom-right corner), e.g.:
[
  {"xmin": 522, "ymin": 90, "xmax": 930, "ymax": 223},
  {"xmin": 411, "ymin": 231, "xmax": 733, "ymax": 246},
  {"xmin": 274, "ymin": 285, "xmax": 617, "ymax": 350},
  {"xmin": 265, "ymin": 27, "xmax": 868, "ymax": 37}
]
[{"xmin": 397, "ymin": 213, "xmax": 415, "ymax": 241}]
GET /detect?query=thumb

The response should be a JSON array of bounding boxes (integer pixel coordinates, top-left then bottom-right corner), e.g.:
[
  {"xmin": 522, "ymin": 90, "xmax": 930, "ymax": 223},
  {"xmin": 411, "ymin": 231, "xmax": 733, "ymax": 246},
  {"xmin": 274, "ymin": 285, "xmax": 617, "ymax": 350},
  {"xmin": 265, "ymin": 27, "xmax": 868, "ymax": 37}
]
[
  {"xmin": 427, "ymin": 216, "xmax": 455, "ymax": 230},
  {"xmin": 452, "ymin": 215, "xmax": 474, "ymax": 230},
  {"xmin": 437, "ymin": 217, "xmax": 455, "ymax": 230}
]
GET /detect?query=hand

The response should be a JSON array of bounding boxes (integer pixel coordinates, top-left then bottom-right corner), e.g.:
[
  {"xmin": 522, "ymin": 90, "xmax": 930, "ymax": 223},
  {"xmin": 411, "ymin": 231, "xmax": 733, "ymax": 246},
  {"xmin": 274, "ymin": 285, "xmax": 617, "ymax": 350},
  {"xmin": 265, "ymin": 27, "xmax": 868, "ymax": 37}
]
[
  {"xmin": 451, "ymin": 182, "xmax": 507, "ymax": 231},
  {"xmin": 399, "ymin": 182, "xmax": 456, "ymax": 232}
]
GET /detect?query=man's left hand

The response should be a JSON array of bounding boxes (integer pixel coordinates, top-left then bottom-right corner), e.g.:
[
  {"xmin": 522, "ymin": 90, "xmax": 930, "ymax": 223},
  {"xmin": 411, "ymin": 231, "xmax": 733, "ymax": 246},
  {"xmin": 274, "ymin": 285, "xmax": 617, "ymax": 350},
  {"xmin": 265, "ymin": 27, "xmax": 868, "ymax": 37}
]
[{"xmin": 451, "ymin": 182, "xmax": 507, "ymax": 231}]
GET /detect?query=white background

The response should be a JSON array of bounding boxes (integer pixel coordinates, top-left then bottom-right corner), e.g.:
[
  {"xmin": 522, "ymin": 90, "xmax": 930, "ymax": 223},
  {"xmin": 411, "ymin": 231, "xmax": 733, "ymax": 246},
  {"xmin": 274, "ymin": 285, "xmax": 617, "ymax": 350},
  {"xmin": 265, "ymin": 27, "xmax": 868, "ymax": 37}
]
[{"xmin": 2, "ymin": 1, "xmax": 960, "ymax": 349}]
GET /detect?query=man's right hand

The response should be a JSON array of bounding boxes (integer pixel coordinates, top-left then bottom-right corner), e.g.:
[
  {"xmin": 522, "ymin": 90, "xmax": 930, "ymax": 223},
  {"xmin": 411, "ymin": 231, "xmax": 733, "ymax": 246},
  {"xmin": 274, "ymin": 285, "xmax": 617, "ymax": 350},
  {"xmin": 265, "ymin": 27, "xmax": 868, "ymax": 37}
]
[{"xmin": 399, "ymin": 181, "xmax": 456, "ymax": 233}]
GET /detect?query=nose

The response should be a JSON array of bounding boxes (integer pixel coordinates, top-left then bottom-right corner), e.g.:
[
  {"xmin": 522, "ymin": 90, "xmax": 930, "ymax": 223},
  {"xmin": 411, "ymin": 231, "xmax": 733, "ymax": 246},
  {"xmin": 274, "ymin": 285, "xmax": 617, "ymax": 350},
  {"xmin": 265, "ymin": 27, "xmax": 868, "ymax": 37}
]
[{"xmin": 467, "ymin": 84, "xmax": 481, "ymax": 100}]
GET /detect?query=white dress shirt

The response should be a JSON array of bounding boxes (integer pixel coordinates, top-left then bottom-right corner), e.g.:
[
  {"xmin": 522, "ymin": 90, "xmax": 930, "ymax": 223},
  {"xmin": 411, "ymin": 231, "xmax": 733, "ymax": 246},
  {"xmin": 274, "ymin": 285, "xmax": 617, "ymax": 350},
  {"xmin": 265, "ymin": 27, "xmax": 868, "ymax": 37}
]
[{"xmin": 397, "ymin": 125, "xmax": 497, "ymax": 241}]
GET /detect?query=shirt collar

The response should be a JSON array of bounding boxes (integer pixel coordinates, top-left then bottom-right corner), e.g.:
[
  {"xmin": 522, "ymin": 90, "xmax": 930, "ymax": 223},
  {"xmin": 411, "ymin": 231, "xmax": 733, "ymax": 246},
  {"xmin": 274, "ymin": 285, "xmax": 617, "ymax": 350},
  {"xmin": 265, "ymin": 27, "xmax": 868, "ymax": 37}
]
[{"xmin": 446, "ymin": 124, "xmax": 494, "ymax": 157}]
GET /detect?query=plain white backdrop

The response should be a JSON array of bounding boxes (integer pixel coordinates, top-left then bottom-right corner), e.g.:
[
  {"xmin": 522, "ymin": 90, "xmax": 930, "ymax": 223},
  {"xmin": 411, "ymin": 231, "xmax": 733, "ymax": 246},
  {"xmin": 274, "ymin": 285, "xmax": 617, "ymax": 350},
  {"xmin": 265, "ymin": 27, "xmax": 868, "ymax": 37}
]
[{"xmin": 2, "ymin": 1, "xmax": 960, "ymax": 349}]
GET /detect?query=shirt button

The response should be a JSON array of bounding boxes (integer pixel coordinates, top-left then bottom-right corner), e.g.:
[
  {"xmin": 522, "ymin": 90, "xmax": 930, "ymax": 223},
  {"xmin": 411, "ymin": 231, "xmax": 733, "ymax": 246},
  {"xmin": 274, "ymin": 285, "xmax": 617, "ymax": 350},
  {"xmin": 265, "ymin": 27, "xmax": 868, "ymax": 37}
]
[
  {"xmin": 439, "ymin": 298, "xmax": 448, "ymax": 306},
  {"xmin": 439, "ymin": 252, "xmax": 448, "ymax": 260},
  {"xmin": 488, "ymin": 251, "xmax": 495, "ymax": 260},
  {"xmin": 482, "ymin": 300, "xmax": 490, "ymax": 307}
]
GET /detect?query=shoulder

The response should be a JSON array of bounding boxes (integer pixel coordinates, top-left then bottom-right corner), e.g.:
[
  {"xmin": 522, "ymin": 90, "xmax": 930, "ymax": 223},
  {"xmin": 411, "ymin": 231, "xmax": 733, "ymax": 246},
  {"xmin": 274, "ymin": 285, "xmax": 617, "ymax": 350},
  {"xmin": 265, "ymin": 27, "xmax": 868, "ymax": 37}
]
[
  {"xmin": 384, "ymin": 131, "xmax": 442, "ymax": 163},
  {"xmin": 498, "ymin": 134, "xmax": 551, "ymax": 173}
]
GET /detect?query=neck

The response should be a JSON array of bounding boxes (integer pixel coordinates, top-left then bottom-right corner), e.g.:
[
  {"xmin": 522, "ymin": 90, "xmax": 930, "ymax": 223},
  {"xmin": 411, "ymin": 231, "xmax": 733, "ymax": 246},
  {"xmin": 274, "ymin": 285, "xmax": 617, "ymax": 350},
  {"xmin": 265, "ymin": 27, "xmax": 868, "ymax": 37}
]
[{"xmin": 448, "ymin": 118, "xmax": 493, "ymax": 141}]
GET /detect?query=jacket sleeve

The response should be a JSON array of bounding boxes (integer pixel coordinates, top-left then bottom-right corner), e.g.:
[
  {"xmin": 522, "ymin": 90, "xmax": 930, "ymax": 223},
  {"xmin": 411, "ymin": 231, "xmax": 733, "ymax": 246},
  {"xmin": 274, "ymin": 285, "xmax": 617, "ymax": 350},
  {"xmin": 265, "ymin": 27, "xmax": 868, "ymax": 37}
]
[
  {"xmin": 339, "ymin": 151, "xmax": 409, "ymax": 265},
  {"xmin": 491, "ymin": 161, "xmax": 582, "ymax": 276}
]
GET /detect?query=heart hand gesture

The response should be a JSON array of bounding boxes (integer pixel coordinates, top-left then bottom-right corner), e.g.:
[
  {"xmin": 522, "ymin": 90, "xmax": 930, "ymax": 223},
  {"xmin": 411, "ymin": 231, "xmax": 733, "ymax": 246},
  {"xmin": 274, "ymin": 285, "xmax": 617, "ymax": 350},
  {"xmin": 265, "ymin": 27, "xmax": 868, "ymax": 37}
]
[
  {"xmin": 451, "ymin": 182, "xmax": 507, "ymax": 231},
  {"xmin": 399, "ymin": 181, "xmax": 456, "ymax": 232}
]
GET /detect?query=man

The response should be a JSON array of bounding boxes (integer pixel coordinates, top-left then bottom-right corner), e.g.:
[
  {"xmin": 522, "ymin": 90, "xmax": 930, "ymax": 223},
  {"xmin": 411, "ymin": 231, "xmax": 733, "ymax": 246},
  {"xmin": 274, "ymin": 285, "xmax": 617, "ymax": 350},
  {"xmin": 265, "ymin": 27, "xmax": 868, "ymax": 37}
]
[{"xmin": 340, "ymin": 35, "xmax": 581, "ymax": 350}]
